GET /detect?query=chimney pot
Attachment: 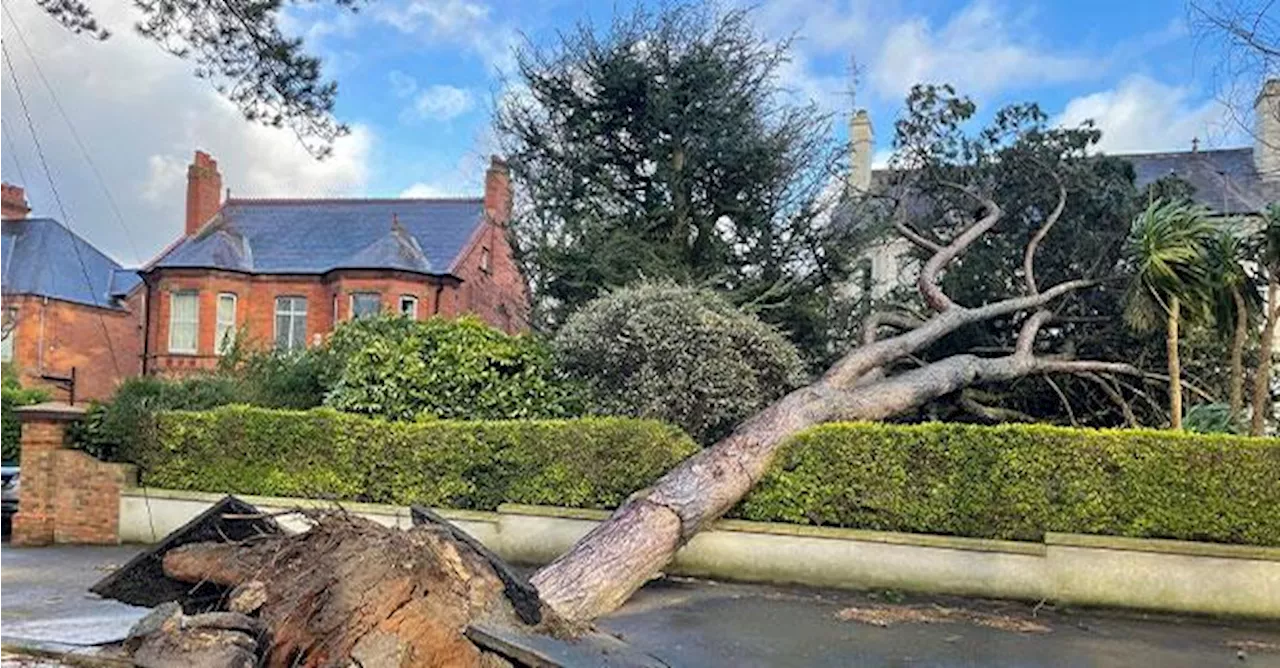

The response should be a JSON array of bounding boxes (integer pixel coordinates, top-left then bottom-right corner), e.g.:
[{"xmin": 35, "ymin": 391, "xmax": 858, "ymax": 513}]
[
  {"xmin": 484, "ymin": 155, "xmax": 512, "ymax": 225},
  {"xmin": 1, "ymin": 183, "xmax": 31, "ymax": 220},
  {"xmin": 849, "ymin": 110, "xmax": 874, "ymax": 194},
  {"xmin": 185, "ymin": 150, "xmax": 223, "ymax": 235}
]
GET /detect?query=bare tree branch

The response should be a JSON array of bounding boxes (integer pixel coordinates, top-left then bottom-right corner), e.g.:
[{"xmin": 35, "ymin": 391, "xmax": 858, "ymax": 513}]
[
  {"xmin": 1081, "ymin": 372, "xmax": 1137, "ymax": 427},
  {"xmin": 1022, "ymin": 167, "xmax": 1067, "ymax": 295},
  {"xmin": 1041, "ymin": 375, "xmax": 1078, "ymax": 426},
  {"xmin": 917, "ymin": 184, "xmax": 1003, "ymax": 312}
]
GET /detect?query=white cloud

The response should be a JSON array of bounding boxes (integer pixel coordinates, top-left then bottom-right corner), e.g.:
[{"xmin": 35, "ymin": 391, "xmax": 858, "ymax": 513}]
[
  {"xmin": 375, "ymin": 0, "xmax": 518, "ymax": 75},
  {"xmin": 388, "ymin": 70, "xmax": 419, "ymax": 98},
  {"xmin": 869, "ymin": 1, "xmax": 1094, "ymax": 100},
  {"xmin": 1054, "ymin": 76, "xmax": 1238, "ymax": 154},
  {"xmin": 406, "ymin": 85, "xmax": 477, "ymax": 123},
  {"xmin": 400, "ymin": 181, "xmax": 466, "ymax": 198},
  {"xmin": 0, "ymin": 0, "xmax": 373, "ymax": 265}
]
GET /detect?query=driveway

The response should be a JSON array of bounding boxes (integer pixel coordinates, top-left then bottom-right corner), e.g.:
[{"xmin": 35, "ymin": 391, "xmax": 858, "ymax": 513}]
[{"xmin": 3, "ymin": 544, "xmax": 1279, "ymax": 667}]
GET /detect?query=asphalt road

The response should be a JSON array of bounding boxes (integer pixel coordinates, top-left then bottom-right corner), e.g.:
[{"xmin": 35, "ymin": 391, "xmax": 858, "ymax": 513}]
[{"xmin": 3, "ymin": 543, "xmax": 1278, "ymax": 667}]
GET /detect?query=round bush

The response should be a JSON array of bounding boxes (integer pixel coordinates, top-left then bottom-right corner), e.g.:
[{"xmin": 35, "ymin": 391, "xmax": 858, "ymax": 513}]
[{"xmin": 554, "ymin": 282, "xmax": 806, "ymax": 444}]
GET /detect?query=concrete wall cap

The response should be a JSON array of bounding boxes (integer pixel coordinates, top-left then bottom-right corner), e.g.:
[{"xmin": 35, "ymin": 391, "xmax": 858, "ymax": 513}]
[{"xmin": 15, "ymin": 402, "xmax": 87, "ymax": 422}]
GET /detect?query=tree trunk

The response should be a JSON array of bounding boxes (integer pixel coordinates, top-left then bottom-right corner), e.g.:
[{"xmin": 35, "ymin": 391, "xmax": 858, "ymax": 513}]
[
  {"xmin": 1167, "ymin": 297, "xmax": 1183, "ymax": 430},
  {"xmin": 530, "ymin": 346, "xmax": 1133, "ymax": 621},
  {"xmin": 1251, "ymin": 280, "xmax": 1279, "ymax": 436},
  {"xmin": 1230, "ymin": 286, "xmax": 1248, "ymax": 422}
]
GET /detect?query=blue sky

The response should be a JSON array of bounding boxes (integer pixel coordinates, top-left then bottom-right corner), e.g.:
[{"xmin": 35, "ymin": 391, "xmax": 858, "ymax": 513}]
[{"xmin": 0, "ymin": 0, "xmax": 1263, "ymax": 265}]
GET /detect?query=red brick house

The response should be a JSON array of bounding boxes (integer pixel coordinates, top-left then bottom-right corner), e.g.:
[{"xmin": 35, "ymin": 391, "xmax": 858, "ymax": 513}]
[
  {"xmin": 1, "ymin": 185, "xmax": 144, "ymax": 401},
  {"xmin": 140, "ymin": 151, "xmax": 529, "ymax": 374}
]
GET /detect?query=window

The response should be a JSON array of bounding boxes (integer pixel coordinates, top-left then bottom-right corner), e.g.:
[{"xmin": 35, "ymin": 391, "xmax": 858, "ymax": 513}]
[
  {"xmin": 215, "ymin": 293, "xmax": 237, "ymax": 355},
  {"xmin": 168, "ymin": 291, "xmax": 199, "ymax": 354},
  {"xmin": 274, "ymin": 296, "xmax": 308, "ymax": 351},
  {"xmin": 1, "ymin": 307, "xmax": 15, "ymax": 363},
  {"xmin": 480, "ymin": 247, "xmax": 492, "ymax": 274},
  {"xmin": 399, "ymin": 295, "xmax": 418, "ymax": 319},
  {"xmin": 350, "ymin": 292, "xmax": 381, "ymax": 319}
]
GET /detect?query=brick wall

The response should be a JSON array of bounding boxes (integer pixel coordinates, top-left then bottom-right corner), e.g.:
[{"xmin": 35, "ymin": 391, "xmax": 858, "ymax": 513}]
[
  {"xmin": 452, "ymin": 220, "xmax": 530, "ymax": 333},
  {"xmin": 11, "ymin": 403, "xmax": 134, "ymax": 546},
  {"xmin": 144, "ymin": 269, "xmax": 472, "ymax": 372},
  {"xmin": 4, "ymin": 293, "xmax": 143, "ymax": 401}
]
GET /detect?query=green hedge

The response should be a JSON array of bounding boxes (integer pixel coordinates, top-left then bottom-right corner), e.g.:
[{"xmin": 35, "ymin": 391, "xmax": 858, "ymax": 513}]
[
  {"xmin": 142, "ymin": 410, "xmax": 1280, "ymax": 546},
  {"xmin": 734, "ymin": 422, "xmax": 1280, "ymax": 546},
  {"xmin": 144, "ymin": 406, "xmax": 698, "ymax": 511}
]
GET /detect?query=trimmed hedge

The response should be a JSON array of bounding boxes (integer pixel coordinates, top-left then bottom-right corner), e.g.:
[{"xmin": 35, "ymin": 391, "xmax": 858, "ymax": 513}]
[
  {"xmin": 141, "ymin": 410, "xmax": 1280, "ymax": 546},
  {"xmin": 144, "ymin": 406, "xmax": 698, "ymax": 511},
  {"xmin": 734, "ymin": 422, "xmax": 1280, "ymax": 546}
]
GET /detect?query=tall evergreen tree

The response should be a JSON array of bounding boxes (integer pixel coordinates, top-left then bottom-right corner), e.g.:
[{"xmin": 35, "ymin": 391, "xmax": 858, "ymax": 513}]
[{"xmin": 496, "ymin": 4, "xmax": 849, "ymax": 359}]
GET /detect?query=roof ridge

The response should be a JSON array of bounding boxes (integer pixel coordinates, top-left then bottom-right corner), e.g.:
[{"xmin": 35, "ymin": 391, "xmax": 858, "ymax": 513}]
[
  {"xmin": 226, "ymin": 196, "xmax": 484, "ymax": 205},
  {"xmin": 1108, "ymin": 146, "xmax": 1252, "ymax": 158}
]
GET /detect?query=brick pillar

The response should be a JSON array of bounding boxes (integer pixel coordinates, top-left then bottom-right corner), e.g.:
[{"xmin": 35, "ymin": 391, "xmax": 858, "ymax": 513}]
[
  {"xmin": 11, "ymin": 402, "xmax": 134, "ymax": 546},
  {"xmin": 11, "ymin": 403, "xmax": 84, "ymax": 546}
]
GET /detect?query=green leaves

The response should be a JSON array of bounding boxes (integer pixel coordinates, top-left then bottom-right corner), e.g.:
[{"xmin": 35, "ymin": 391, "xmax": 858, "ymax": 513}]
[
  {"xmin": 553, "ymin": 282, "xmax": 806, "ymax": 444},
  {"xmin": 1123, "ymin": 200, "xmax": 1220, "ymax": 332},
  {"xmin": 736, "ymin": 422, "xmax": 1280, "ymax": 546},
  {"xmin": 323, "ymin": 315, "xmax": 583, "ymax": 422},
  {"xmin": 144, "ymin": 406, "xmax": 699, "ymax": 511},
  {"xmin": 1, "ymin": 372, "xmax": 49, "ymax": 464}
]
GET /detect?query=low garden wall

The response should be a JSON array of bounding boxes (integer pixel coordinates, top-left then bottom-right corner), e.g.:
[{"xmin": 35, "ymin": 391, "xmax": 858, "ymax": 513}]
[{"xmin": 118, "ymin": 488, "xmax": 1280, "ymax": 618}]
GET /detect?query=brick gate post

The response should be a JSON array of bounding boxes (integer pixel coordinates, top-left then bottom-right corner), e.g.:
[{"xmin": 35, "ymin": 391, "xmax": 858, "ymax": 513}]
[{"xmin": 11, "ymin": 402, "xmax": 84, "ymax": 546}]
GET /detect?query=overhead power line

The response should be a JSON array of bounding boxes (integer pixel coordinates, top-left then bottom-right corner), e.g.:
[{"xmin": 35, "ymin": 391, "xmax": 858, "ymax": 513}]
[
  {"xmin": 2, "ymin": 41, "xmax": 123, "ymax": 379},
  {"xmin": 2, "ymin": 2, "xmax": 142, "ymax": 264}
]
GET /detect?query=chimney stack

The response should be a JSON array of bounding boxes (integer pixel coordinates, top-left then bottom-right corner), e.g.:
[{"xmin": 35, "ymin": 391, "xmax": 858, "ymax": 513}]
[
  {"xmin": 1255, "ymin": 79, "xmax": 1280, "ymax": 181},
  {"xmin": 849, "ymin": 110, "xmax": 874, "ymax": 194},
  {"xmin": 1, "ymin": 183, "xmax": 31, "ymax": 220},
  {"xmin": 484, "ymin": 155, "xmax": 512, "ymax": 225},
  {"xmin": 185, "ymin": 150, "xmax": 223, "ymax": 235}
]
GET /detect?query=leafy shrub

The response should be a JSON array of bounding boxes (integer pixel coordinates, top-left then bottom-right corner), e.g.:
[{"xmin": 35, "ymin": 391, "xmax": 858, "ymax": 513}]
[
  {"xmin": 735, "ymin": 422, "xmax": 1280, "ymax": 546},
  {"xmin": 325, "ymin": 315, "xmax": 582, "ymax": 421},
  {"xmin": 72, "ymin": 375, "xmax": 245, "ymax": 462},
  {"xmin": 143, "ymin": 406, "xmax": 698, "ymax": 510},
  {"xmin": 1, "ymin": 372, "xmax": 49, "ymax": 464},
  {"xmin": 554, "ymin": 282, "xmax": 806, "ymax": 444},
  {"xmin": 1183, "ymin": 403, "xmax": 1237, "ymax": 434}
]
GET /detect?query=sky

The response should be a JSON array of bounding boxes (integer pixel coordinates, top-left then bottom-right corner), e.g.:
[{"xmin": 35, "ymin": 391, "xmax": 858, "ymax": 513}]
[{"xmin": 0, "ymin": 0, "xmax": 1264, "ymax": 266}]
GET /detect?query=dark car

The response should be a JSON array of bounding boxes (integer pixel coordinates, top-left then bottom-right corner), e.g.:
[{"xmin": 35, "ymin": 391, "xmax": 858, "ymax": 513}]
[{"xmin": 1, "ymin": 466, "xmax": 19, "ymax": 536}]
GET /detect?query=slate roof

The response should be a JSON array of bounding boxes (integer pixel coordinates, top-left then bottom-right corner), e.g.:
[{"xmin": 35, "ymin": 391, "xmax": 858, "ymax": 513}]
[
  {"xmin": 151, "ymin": 198, "xmax": 487, "ymax": 276},
  {"xmin": 1, "ymin": 218, "xmax": 140, "ymax": 310},
  {"xmin": 1122, "ymin": 147, "xmax": 1279, "ymax": 215}
]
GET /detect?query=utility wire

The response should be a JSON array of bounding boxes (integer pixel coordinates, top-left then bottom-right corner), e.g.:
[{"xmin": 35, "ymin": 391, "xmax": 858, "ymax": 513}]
[
  {"xmin": 1, "ymin": 115, "xmax": 29, "ymax": 186},
  {"xmin": 2, "ymin": 42, "xmax": 123, "ymax": 379},
  {"xmin": 2, "ymin": 3, "xmax": 142, "ymax": 264}
]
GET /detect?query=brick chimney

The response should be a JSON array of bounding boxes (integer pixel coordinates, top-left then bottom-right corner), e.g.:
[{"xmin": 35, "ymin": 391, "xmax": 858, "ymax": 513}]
[
  {"xmin": 185, "ymin": 150, "xmax": 223, "ymax": 235},
  {"xmin": 2, "ymin": 183, "xmax": 31, "ymax": 219},
  {"xmin": 1255, "ymin": 79, "xmax": 1280, "ymax": 182},
  {"xmin": 484, "ymin": 155, "xmax": 512, "ymax": 225},
  {"xmin": 848, "ymin": 110, "xmax": 874, "ymax": 194}
]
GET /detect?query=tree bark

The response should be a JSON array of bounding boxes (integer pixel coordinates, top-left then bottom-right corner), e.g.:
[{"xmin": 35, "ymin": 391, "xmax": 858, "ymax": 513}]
[
  {"xmin": 1167, "ymin": 297, "xmax": 1183, "ymax": 430},
  {"xmin": 1251, "ymin": 280, "xmax": 1279, "ymax": 436},
  {"xmin": 1229, "ymin": 286, "xmax": 1248, "ymax": 422},
  {"xmin": 529, "ymin": 184, "xmax": 1142, "ymax": 622}
]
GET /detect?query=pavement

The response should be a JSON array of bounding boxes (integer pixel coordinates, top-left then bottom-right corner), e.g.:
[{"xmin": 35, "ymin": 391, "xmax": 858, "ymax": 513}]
[{"xmin": 3, "ymin": 543, "xmax": 1280, "ymax": 667}]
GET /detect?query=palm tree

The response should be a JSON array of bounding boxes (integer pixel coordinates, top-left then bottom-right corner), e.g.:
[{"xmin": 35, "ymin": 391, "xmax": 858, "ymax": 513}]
[
  {"xmin": 1204, "ymin": 227, "xmax": 1259, "ymax": 424},
  {"xmin": 1250, "ymin": 205, "xmax": 1280, "ymax": 436},
  {"xmin": 1124, "ymin": 201, "xmax": 1217, "ymax": 430}
]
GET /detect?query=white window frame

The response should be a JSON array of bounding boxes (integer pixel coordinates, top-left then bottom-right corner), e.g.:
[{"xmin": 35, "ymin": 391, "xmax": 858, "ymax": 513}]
[
  {"xmin": 1, "ymin": 308, "xmax": 15, "ymax": 363},
  {"xmin": 274, "ymin": 296, "xmax": 308, "ymax": 351},
  {"xmin": 480, "ymin": 246, "xmax": 492, "ymax": 274},
  {"xmin": 399, "ymin": 295, "xmax": 418, "ymax": 319},
  {"xmin": 350, "ymin": 292, "xmax": 382, "ymax": 320},
  {"xmin": 215, "ymin": 293, "xmax": 237, "ymax": 355},
  {"xmin": 168, "ymin": 291, "xmax": 199, "ymax": 354}
]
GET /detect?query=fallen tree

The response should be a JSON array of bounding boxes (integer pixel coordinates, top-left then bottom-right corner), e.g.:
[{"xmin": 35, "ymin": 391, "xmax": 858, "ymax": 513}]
[{"xmin": 529, "ymin": 91, "xmax": 1154, "ymax": 621}]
